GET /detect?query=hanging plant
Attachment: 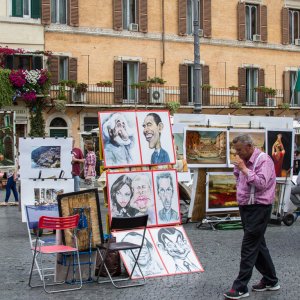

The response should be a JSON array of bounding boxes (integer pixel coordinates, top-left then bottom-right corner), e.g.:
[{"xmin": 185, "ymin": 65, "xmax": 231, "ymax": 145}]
[
  {"xmin": 0, "ymin": 69, "xmax": 14, "ymax": 108},
  {"xmin": 29, "ymin": 99, "xmax": 46, "ymax": 137},
  {"xmin": 53, "ymin": 99, "xmax": 66, "ymax": 112}
]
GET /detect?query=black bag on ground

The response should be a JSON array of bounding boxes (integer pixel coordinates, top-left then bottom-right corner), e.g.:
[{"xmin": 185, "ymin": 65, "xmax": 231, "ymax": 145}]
[{"xmin": 95, "ymin": 237, "xmax": 121, "ymax": 277}]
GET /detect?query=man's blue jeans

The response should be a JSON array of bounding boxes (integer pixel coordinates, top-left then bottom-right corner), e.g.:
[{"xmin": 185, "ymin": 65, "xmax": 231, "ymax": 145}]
[
  {"xmin": 5, "ymin": 176, "xmax": 19, "ymax": 202},
  {"xmin": 73, "ymin": 175, "xmax": 80, "ymax": 192}
]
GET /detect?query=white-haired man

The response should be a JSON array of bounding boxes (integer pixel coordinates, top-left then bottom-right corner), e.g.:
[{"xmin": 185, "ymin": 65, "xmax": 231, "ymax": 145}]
[{"xmin": 102, "ymin": 113, "xmax": 135, "ymax": 166}]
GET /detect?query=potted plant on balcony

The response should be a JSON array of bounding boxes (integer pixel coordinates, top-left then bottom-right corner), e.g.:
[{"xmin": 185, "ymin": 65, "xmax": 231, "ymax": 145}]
[
  {"xmin": 228, "ymin": 85, "xmax": 239, "ymax": 91},
  {"xmin": 166, "ymin": 101, "xmax": 180, "ymax": 115},
  {"xmin": 96, "ymin": 81, "xmax": 112, "ymax": 87},
  {"xmin": 74, "ymin": 82, "xmax": 88, "ymax": 103},
  {"xmin": 229, "ymin": 100, "xmax": 242, "ymax": 109},
  {"xmin": 201, "ymin": 84, "xmax": 212, "ymax": 90},
  {"xmin": 147, "ymin": 77, "xmax": 166, "ymax": 86},
  {"xmin": 130, "ymin": 82, "xmax": 148, "ymax": 89}
]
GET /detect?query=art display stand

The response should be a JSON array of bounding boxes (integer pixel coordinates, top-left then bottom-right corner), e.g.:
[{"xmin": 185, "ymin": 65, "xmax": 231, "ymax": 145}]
[{"xmin": 173, "ymin": 113, "xmax": 295, "ymax": 225}]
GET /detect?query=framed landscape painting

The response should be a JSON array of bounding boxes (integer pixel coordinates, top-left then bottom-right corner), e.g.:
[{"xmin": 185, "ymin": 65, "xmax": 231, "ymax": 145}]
[
  {"xmin": 184, "ymin": 128, "xmax": 227, "ymax": 167},
  {"xmin": 228, "ymin": 129, "xmax": 266, "ymax": 166},
  {"xmin": 206, "ymin": 172, "xmax": 238, "ymax": 212},
  {"xmin": 18, "ymin": 137, "xmax": 72, "ymax": 179}
]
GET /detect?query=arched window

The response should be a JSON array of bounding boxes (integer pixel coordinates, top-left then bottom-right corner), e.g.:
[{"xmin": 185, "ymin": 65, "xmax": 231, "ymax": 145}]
[{"xmin": 49, "ymin": 117, "xmax": 68, "ymax": 137}]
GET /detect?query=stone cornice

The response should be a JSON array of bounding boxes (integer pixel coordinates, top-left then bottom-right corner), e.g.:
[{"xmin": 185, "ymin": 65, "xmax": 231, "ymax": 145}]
[{"xmin": 46, "ymin": 24, "xmax": 300, "ymax": 53}]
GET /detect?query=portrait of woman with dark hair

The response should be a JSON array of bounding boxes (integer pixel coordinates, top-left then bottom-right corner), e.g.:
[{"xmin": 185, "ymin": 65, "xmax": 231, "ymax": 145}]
[{"xmin": 110, "ymin": 174, "xmax": 139, "ymax": 217}]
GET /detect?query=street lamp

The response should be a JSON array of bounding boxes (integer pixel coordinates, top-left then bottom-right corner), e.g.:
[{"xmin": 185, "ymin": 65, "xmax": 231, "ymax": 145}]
[
  {"xmin": 193, "ymin": 0, "xmax": 202, "ymax": 113},
  {"xmin": 81, "ymin": 55, "xmax": 90, "ymax": 86}
]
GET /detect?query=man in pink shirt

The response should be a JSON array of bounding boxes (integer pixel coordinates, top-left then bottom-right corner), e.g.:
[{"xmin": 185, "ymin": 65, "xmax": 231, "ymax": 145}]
[{"xmin": 224, "ymin": 134, "xmax": 279, "ymax": 300}]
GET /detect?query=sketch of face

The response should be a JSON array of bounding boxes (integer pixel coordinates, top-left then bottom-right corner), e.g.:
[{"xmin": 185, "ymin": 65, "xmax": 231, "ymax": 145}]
[
  {"xmin": 124, "ymin": 235, "xmax": 152, "ymax": 266},
  {"xmin": 109, "ymin": 116, "xmax": 131, "ymax": 146},
  {"xmin": 131, "ymin": 176, "xmax": 152, "ymax": 213},
  {"xmin": 116, "ymin": 184, "xmax": 132, "ymax": 208},
  {"xmin": 161, "ymin": 231, "xmax": 190, "ymax": 260},
  {"xmin": 158, "ymin": 177, "xmax": 173, "ymax": 210},
  {"xmin": 143, "ymin": 115, "xmax": 162, "ymax": 150}
]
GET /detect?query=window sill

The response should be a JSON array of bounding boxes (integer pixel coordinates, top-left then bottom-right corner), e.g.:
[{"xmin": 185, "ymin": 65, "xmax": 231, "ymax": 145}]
[{"xmin": 0, "ymin": 16, "xmax": 41, "ymax": 25}]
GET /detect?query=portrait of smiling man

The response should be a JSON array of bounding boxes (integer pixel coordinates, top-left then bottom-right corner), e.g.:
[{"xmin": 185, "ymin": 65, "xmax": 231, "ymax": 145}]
[{"xmin": 142, "ymin": 112, "xmax": 171, "ymax": 164}]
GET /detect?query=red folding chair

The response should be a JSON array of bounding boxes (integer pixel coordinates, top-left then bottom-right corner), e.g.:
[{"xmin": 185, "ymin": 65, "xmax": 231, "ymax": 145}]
[{"xmin": 28, "ymin": 214, "xmax": 82, "ymax": 293}]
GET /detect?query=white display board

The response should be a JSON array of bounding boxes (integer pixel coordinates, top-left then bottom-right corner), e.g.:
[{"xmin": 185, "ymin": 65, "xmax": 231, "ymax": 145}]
[
  {"xmin": 21, "ymin": 179, "xmax": 74, "ymax": 221},
  {"xmin": 19, "ymin": 137, "xmax": 73, "ymax": 179}
]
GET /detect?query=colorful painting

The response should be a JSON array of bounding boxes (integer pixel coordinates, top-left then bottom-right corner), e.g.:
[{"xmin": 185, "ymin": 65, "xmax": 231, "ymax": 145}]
[
  {"xmin": 184, "ymin": 128, "xmax": 227, "ymax": 167},
  {"xmin": 0, "ymin": 111, "xmax": 15, "ymax": 169},
  {"xmin": 20, "ymin": 179, "xmax": 74, "ymax": 221},
  {"xmin": 137, "ymin": 110, "xmax": 175, "ymax": 166},
  {"xmin": 19, "ymin": 137, "xmax": 72, "ymax": 179},
  {"xmin": 267, "ymin": 130, "xmax": 294, "ymax": 178},
  {"xmin": 206, "ymin": 172, "xmax": 238, "ymax": 212},
  {"xmin": 228, "ymin": 129, "xmax": 266, "ymax": 165},
  {"xmin": 271, "ymin": 181, "xmax": 284, "ymax": 218},
  {"xmin": 99, "ymin": 111, "xmax": 141, "ymax": 168},
  {"xmin": 31, "ymin": 146, "xmax": 61, "ymax": 168}
]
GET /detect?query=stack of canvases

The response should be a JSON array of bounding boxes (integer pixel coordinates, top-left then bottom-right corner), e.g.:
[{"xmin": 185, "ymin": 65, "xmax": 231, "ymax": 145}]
[
  {"xmin": 99, "ymin": 110, "xmax": 204, "ymax": 278},
  {"xmin": 183, "ymin": 127, "xmax": 293, "ymax": 214},
  {"xmin": 18, "ymin": 137, "xmax": 74, "ymax": 221}
]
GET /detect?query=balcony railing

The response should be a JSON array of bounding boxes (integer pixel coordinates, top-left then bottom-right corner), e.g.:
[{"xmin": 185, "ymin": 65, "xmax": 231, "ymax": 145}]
[{"xmin": 49, "ymin": 85, "xmax": 300, "ymax": 108}]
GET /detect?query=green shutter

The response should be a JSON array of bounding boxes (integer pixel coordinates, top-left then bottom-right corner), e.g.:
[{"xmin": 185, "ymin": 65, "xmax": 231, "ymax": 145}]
[
  {"xmin": 31, "ymin": 0, "xmax": 41, "ymax": 18},
  {"xmin": 12, "ymin": 0, "xmax": 23, "ymax": 17},
  {"xmin": 50, "ymin": 129, "xmax": 68, "ymax": 137}
]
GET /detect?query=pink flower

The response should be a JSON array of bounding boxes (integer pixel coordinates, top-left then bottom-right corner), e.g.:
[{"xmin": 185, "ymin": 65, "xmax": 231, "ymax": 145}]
[
  {"xmin": 23, "ymin": 91, "xmax": 37, "ymax": 102},
  {"xmin": 9, "ymin": 70, "xmax": 26, "ymax": 88}
]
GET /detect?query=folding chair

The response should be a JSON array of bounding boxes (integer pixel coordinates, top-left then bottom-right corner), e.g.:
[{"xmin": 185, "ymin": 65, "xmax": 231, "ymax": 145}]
[
  {"xmin": 25, "ymin": 205, "xmax": 59, "ymax": 280},
  {"xmin": 96, "ymin": 215, "xmax": 148, "ymax": 288},
  {"xmin": 28, "ymin": 214, "xmax": 83, "ymax": 293}
]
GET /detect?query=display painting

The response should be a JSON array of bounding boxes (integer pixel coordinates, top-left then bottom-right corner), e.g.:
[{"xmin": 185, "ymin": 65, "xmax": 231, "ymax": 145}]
[
  {"xmin": 266, "ymin": 129, "xmax": 294, "ymax": 178},
  {"xmin": 206, "ymin": 172, "xmax": 238, "ymax": 212},
  {"xmin": 98, "ymin": 111, "xmax": 141, "ymax": 168},
  {"xmin": 0, "ymin": 111, "xmax": 15, "ymax": 169},
  {"xmin": 136, "ymin": 110, "xmax": 175, "ymax": 166},
  {"xmin": 184, "ymin": 128, "xmax": 227, "ymax": 167},
  {"xmin": 18, "ymin": 137, "xmax": 72, "ymax": 179},
  {"xmin": 228, "ymin": 129, "xmax": 266, "ymax": 166}
]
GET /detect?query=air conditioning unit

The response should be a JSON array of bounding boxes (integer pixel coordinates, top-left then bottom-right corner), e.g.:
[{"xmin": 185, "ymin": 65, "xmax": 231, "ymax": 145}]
[
  {"xmin": 295, "ymin": 39, "xmax": 300, "ymax": 46},
  {"xmin": 149, "ymin": 87, "xmax": 165, "ymax": 104},
  {"xmin": 265, "ymin": 98, "xmax": 277, "ymax": 107},
  {"xmin": 128, "ymin": 23, "xmax": 139, "ymax": 32},
  {"xmin": 198, "ymin": 29, "xmax": 204, "ymax": 37},
  {"xmin": 71, "ymin": 90, "xmax": 86, "ymax": 103},
  {"xmin": 252, "ymin": 34, "xmax": 261, "ymax": 42}
]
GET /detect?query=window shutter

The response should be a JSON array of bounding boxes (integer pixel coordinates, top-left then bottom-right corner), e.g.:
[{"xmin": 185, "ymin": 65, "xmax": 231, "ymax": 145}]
[
  {"xmin": 113, "ymin": 0, "xmax": 123, "ymax": 31},
  {"xmin": 139, "ymin": 0, "xmax": 148, "ymax": 33},
  {"xmin": 178, "ymin": 0, "xmax": 187, "ymax": 36},
  {"xmin": 12, "ymin": 0, "xmax": 23, "ymax": 17},
  {"xmin": 69, "ymin": 58, "xmax": 77, "ymax": 81},
  {"xmin": 33, "ymin": 56, "xmax": 43, "ymax": 69},
  {"xmin": 203, "ymin": 0, "xmax": 211, "ymax": 38},
  {"xmin": 258, "ymin": 68, "xmax": 265, "ymax": 106},
  {"xmin": 48, "ymin": 56, "xmax": 59, "ymax": 85},
  {"xmin": 238, "ymin": 67, "xmax": 246, "ymax": 103},
  {"xmin": 237, "ymin": 2, "xmax": 245, "ymax": 41},
  {"xmin": 139, "ymin": 62, "xmax": 148, "ymax": 104},
  {"xmin": 283, "ymin": 71, "xmax": 290, "ymax": 103},
  {"xmin": 69, "ymin": 0, "xmax": 79, "ymax": 27},
  {"xmin": 5, "ymin": 55, "xmax": 14, "ymax": 69},
  {"xmin": 282, "ymin": 7, "xmax": 289, "ymax": 45},
  {"xmin": 31, "ymin": 0, "xmax": 40, "ymax": 19},
  {"xmin": 179, "ymin": 64, "xmax": 188, "ymax": 105},
  {"xmin": 260, "ymin": 5, "xmax": 267, "ymax": 42},
  {"xmin": 202, "ymin": 65, "xmax": 210, "ymax": 105},
  {"xmin": 41, "ymin": 0, "xmax": 51, "ymax": 25},
  {"xmin": 114, "ymin": 61, "xmax": 123, "ymax": 103}
]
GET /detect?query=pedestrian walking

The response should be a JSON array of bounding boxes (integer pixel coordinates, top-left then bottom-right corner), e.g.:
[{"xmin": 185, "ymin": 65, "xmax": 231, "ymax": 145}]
[
  {"xmin": 224, "ymin": 134, "xmax": 280, "ymax": 299},
  {"xmin": 72, "ymin": 139, "xmax": 85, "ymax": 192},
  {"xmin": 4, "ymin": 169, "xmax": 18, "ymax": 203}
]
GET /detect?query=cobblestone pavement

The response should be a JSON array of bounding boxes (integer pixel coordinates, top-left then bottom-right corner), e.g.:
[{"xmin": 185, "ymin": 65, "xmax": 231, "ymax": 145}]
[{"xmin": 0, "ymin": 193, "xmax": 300, "ymax": 300}]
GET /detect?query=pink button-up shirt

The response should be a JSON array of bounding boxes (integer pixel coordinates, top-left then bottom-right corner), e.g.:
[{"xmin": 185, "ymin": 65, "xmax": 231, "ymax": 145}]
[{"xmin": 234, "ymin": 148, "xmax": 276, "ymax": 206}]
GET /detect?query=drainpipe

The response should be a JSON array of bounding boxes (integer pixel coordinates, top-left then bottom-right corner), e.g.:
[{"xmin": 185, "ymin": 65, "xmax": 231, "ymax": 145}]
[{"xmin": 161, "ymin": 0, "xmax": 165, "ymax": 78}]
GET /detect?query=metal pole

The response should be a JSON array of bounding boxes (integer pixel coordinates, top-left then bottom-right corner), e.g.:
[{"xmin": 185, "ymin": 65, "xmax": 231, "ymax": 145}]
[{"xmin": 193, "ymin": 0, "xmax": 202, "ymax": 113}]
